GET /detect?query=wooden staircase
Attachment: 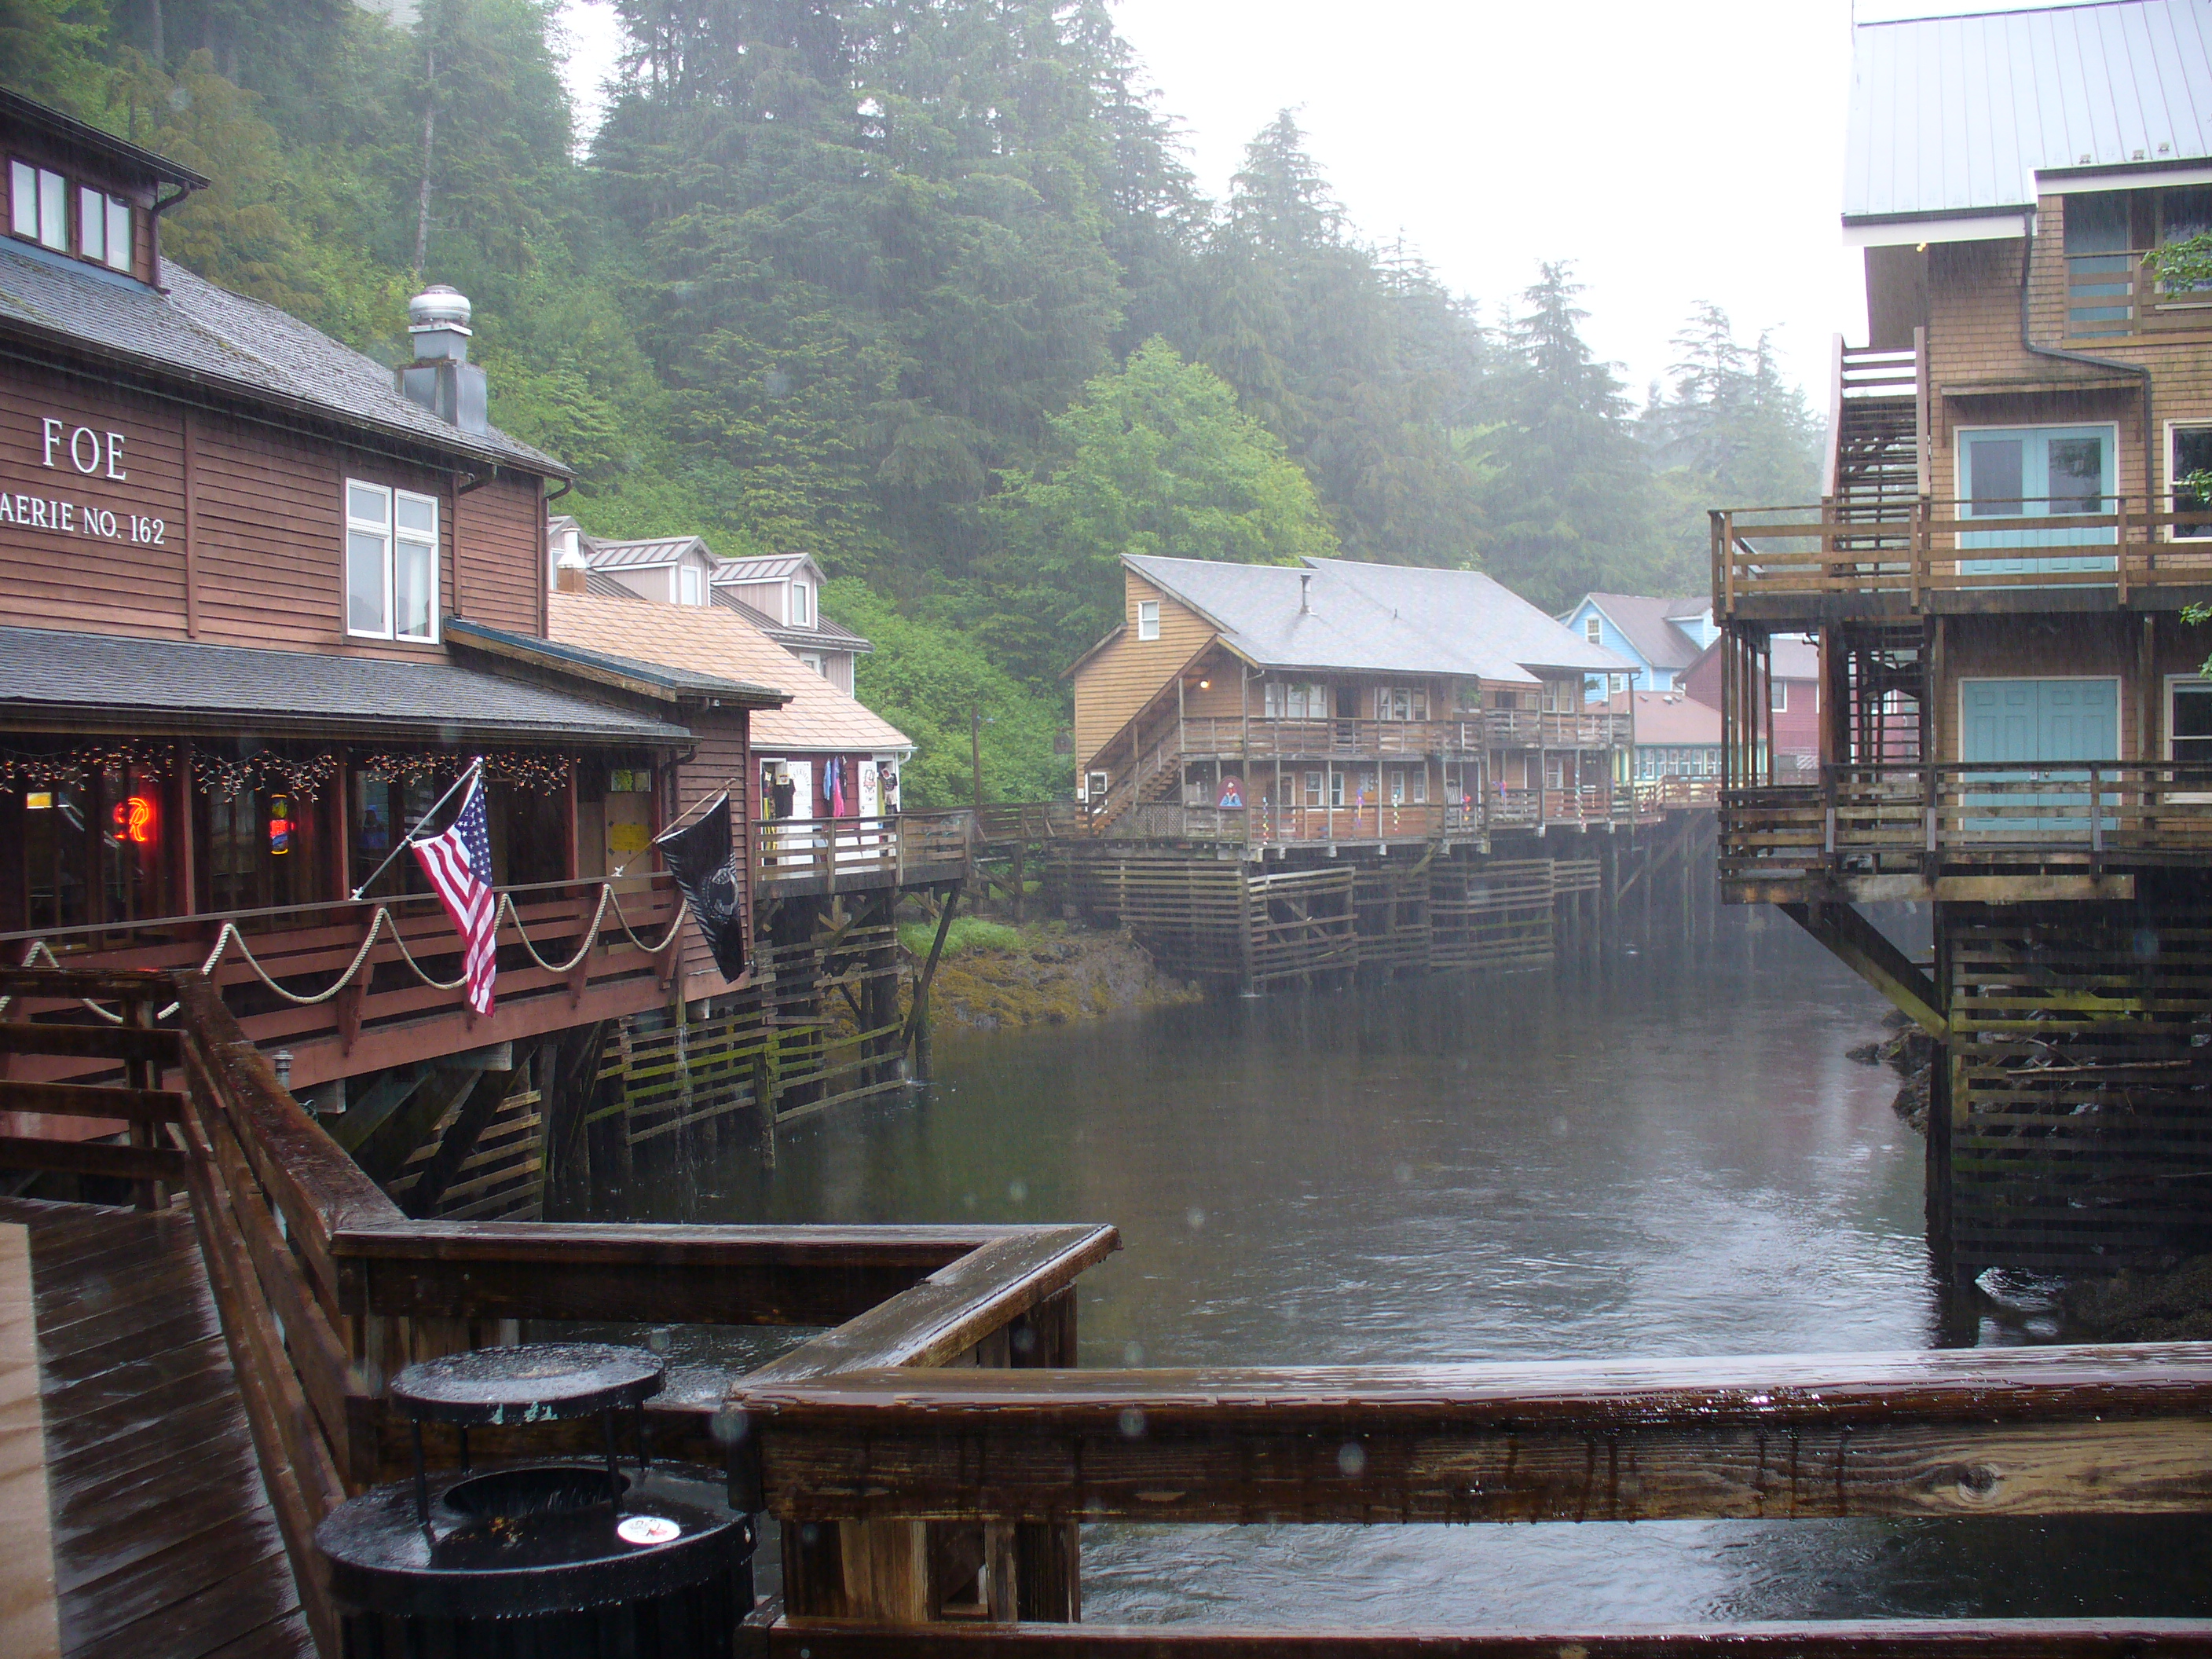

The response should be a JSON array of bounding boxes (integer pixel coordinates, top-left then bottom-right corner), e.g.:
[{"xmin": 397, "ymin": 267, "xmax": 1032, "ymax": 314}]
[{"xmin": 1826, "ymin": 339, "xmax": 1923, "ymax": 555}]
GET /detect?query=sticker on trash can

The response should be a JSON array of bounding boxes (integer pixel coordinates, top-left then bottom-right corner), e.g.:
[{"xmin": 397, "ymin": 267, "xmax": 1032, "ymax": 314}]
[{"xmin": 617, "ymin": 1516, "xmax": 683, "ymax": 1546}]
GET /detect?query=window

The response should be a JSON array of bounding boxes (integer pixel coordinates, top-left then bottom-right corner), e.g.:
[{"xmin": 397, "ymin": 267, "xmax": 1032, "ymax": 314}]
[
  {"xmin": 799, "ymin": 651, "xmax": 826, "ymax": 677},
  {"xmin": 1770, "ymin": 680, "xmax": 1788, "ymax": 712},
  {"xmin": 1540, "ymin": 679, "xmax": 1576, "ymax": 713},
  {"xmin": 1136, "ymin": 599, "xmax": 1159, "ymax": 641},
  {"xmin": 1265, "ymin": 682, "xmax": 1328, "ymax": 719},
  {"xmin": 2171, "ymin": 679, "xmax": 2212, "ymax": 766},
  {"xmin": 1328, "ymin": 770, "xmax": 1346, "ymax": 808},
  {"xmin": 10, "ymin": 160, "xmax": 66, "ymax": 251},
  {"xmin": 345, "ymin": 480, "xmax": 439, "ymax": 641},
  {"xmin": 790, "ymin": 581, "xmax": 811, "ymax": 625},
  {"xmin": 679, "ymin": 564, "xmax": 702, "ymax": 606},
  {"xmin": 1374, "ymin": 686, "xmax": 1426, "ymax": 720},
  {"xmin": 74, "ymin": 185, "xmax": 129, "ymax": 271},
  {"xmin": 1584, "ymin": 614, "xmax": 1602, "ymax": 645},
  {"xmin": 1084, "ymin": 771, "xmax": 1108, "ymax": 803},
  {"xmin": 1302, "ymin": 770, "xmax": 1322, "ymax": 807},
  {"xmin": 2174, "ymin": 425, "xmax": 2212, "ymax": 540}
]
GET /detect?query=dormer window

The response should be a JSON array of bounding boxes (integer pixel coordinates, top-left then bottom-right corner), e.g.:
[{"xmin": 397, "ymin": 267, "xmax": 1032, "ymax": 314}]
[
  {"xmin": 680, "ymin": 564, "xmax": 702, "ymax": 606},
  {"xmin": 10, "ymin": 160, "xmax": 65, "ymax": 251},
  {"xmin": 790, "ymin": 580, "xmax": 811, "ymax": 626},
  {"xmin": 9, "ymin": 162, "xmax": 131, "ymax": 271}
]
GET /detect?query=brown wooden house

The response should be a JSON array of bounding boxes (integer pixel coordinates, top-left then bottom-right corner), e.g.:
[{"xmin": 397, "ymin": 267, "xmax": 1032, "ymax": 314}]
[
  {"xmin": 1709, "ymin": 0, "xmax": 2212, "ymax": 1273},
  {"xmin": 1069, "ymin": 555, "xmax": 1633, "ymax": 846},
  {"xmin": 0, "ymin": 90, "xmax": 783, "ymax": 1151}
]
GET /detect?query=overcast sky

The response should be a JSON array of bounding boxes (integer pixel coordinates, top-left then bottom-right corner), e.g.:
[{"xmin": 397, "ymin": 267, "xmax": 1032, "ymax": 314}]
[{"xmin": 554, "ymin": 0, "xmax": 2088, "ymax": 408}]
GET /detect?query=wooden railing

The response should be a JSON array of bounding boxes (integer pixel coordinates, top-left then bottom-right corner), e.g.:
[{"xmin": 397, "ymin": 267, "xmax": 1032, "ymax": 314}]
[
  {"xmin": 0, "ymin": 875, "xmax": 683, "ymax": 1091},
  {"xmin": 1713, "ymin": 500, "xmax": 2212, "ymax": 616},
  {"xmin": 1484, "ymin": 708, "xmax": 1635, "ymax": 749},
  {"xmin": 1177, "ymin": 716, "xmax": 1459, "ymax": 757},
  {"xmin": 0, "ymin": 965, "xmax": 1117, "ymax": 1655},
  {"xmin": 2067, "ymin": 250, "xmax": 2212, "ymax": 341},
  {"xmin": 755, "ymin": 812, "xmax": 974, "ymax": 890},
  {"xmin": 1720, "ymin": 762, "xmax": 2212, "ymax": 885}
]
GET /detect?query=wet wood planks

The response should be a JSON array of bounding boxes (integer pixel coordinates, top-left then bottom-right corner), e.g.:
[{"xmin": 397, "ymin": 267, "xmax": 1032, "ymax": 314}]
[{"xmin": 0, "ymin": 1196, "xmax": 311, "ymax": 1659}]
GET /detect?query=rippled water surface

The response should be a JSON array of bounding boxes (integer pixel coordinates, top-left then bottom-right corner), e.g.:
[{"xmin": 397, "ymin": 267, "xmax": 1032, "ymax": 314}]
[{"xmin": 636, "ymin": 914, "xmax": 2212, "ymax": 1624}]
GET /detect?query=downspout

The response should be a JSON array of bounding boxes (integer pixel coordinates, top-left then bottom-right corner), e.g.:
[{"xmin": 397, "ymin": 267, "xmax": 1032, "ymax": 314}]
[
  {"xmin": 2016, "ymin": 207, "xmax": 2155, "ymax": 542},
  {"xmin": 148, "ymin": 182, "xmax": 195, "ymax": 294}
]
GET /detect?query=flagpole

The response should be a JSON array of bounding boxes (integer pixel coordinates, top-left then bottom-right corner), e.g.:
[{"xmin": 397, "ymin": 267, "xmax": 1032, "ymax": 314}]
[{"xmin": 349, "ymin": 757, "xmax": 485, "ymax": 901}]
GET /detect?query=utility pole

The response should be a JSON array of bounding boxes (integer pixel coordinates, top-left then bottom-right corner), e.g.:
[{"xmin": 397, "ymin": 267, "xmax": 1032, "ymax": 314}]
[{"xmin": 971, "ymin": 705, "xmax": 984, "ymax": 808}]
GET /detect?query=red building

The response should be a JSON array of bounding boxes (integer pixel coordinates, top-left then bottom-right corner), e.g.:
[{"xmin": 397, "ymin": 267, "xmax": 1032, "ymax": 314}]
[{"xmin": 1683, "ymin": 633, "xmax": 1819, "ymax": 775}]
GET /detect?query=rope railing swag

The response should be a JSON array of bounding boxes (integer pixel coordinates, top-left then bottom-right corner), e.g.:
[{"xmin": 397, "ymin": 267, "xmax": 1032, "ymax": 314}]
[{"xmin": 0, "ymin": 880, "xmax": 690, "ymax": 1020}]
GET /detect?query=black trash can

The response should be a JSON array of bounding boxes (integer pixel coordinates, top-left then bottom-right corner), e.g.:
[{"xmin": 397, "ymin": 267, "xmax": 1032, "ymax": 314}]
[{"xmin": 314, "ymin": 1343, "xmax": 754, "ymax": 1658}]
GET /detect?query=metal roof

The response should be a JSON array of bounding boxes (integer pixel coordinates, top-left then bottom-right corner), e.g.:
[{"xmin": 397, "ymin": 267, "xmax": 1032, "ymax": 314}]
[
  {"xmin": 1845, "ymin": 1, "xmax": 2212, "ymax": 224},
  {"xmin": 0, "ymin": 625, "xmax": 690, "ymax": 742},
  {"xmin": 582, "ymin": 535, "xmax": 712, "ymax": 570},
  {"xmin": 709, "ymin": 588, "xmax": 873, "ymax": 652},
  {"xmin": 0, "ymin": 245, "xmax": 569, "ymax": 475},
  {"xmin": 709, "ymin": 554, "xmax": 816, "ymax": 583},
  {"xmin": 1123, "ymin": 556, "xmax": 1632, "ymax": 686}
]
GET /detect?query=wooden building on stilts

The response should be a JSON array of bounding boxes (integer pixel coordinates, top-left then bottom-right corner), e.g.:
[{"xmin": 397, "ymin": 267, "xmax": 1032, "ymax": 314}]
[
  {"xmin": 1048, "ymin": 555, "xmax": 1724, "ymax": 989},
  {"xmin": 1712, "ymin": 0, "xmax": 2212, "ymax": 1275}
]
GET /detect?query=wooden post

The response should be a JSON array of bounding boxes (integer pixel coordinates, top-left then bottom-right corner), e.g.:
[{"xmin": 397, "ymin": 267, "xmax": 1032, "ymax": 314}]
[
  {"xmin": 972, "ymin": 706, "xmax": 985, "ymax": 810},
  {"xmin": 126, "ymin": 994, "xmax": 163, "ymax": 1210},
  {"xmin": 904, "ymin": 887, "xmax": 960, "ymax": 1078}
]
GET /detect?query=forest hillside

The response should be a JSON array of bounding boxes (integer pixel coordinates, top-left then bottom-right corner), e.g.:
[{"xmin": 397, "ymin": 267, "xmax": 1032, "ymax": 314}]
[{"xmin": 5, "ymin": 0, "xmax": 1821, "ymax": 803}]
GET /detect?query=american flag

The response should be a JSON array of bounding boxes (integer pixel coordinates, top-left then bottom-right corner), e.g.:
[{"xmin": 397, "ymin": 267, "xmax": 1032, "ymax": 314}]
[{"xmin": 412, "ymin": 772, "xmax": 497, "ymax": 1015}]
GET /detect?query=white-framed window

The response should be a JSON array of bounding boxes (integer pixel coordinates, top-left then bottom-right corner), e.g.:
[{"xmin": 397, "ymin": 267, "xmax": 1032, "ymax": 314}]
[
  {"xmin": 345, "ymin": 480, "xmax": 439, "ymax": 642},
  {"xmin": 74, "ymin": 185, "xmax": 129, "ymax": 271},
  {"xmin": 1374, "ymin": 685, "xmax": 1426, "ymax": 721},
  {"xmin": 679, "ymin": 564, "xmax": 702, "ymax": 606},
  {"xmin": 1540, "ymin": 679, "xmax": 1576, "ymax": 713},
  {"xmin": 2172, "ymin": 423, "xmax": 2212, "ymax": 541},
  {"xmin": 1771, "ymin": 680, "xmax": 1788, "ymax": 712},
  {"xmin": 799, "ymin": 650, "xmax": 826, "ymax": 677},
  {"xmin": 1328, "ymin": 770, "xmax": 1346, "ymax": 808},
  {"xmin": 1136, "ymin": 599, "xmax": 1159, "ymax": 641},
  {"xmin": 1084, "ymin": 771, "xmax": 1109, "ymax": 802},
  {"xmin": 1584, "ymin": 614, "xmax": 1602, "ymax": 645},
  {"xmin": 789, "ymin": 580, "xmax": 812, "ymax": 624},
  {"xmin": 1265, "ymin": 682, "xmax": 1328, "ymax": 719},
  {"xmin": 1302, "ymin": 770, "xmax": 1322, "ymax": 807},
  {"xmin": 10, "ymin": 160, "xmax": 66, "ymax": 251},
  {"xmin": 2169, "ymin": 676, "xmax": 2212, "ymax": 765}
]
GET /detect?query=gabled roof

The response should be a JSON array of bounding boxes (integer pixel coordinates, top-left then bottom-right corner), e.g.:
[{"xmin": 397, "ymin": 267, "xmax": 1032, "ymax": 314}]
[
  {"xmin": 550, "ymin": 595, "xmax": 912, "ymax": 753},
  {"xmin": 1578, "ymin": 592, "xmax": 1706, "ymax": 672},
  {"xmin": 1845, "ymin": 1, "xmax": 2212, "ymax": 235},
  {"xmin": 0, "ymin": 87, "xmax": 208, "ymax": 191},
  {"xmin": 445, "ymin": 617, "xmax": 786, "ymax": 708},
  {"xmin": 1122, "ymin": 555, "xmax": 1632, "ymax": 686},
  {"xmin": 710, "ymin": 553, "xmax": 818, "ymax": 583},
  {"xmin": 1684, "ymin": 632, "xmax": 1820, "ymax": 686},
  {"xmin": 0, "ymin": 245, "xmax": 568, "ymax": 475},
  {"xmin": 581, "ymin": 535, "xmax": 714, "ymax": 570},
  {"xmin": 710, "ymin": 588, "xmax": 873, "ymax": 654},
  {"xmin": 0, "ymin": 624, "xmax": 690, "ymax": 743}
]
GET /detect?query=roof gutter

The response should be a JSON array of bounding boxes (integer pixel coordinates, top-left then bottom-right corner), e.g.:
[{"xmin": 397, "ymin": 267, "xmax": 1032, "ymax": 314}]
[{"xmin": 2015, "ymin": 208, "xmax": 2155, "ymax": 540}]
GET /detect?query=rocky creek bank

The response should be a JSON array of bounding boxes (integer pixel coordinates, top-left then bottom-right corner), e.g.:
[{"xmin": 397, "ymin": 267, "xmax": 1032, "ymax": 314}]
[{"xmin": 900, "ymin": 917, "xmax": 1201, "ymax": 1032}]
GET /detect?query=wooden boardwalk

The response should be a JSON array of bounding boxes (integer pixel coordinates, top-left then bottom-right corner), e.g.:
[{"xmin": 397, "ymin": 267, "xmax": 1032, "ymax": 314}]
[{"xmin": 0, "ymin": 1198, "xmax": 310, "ymax": 1659}]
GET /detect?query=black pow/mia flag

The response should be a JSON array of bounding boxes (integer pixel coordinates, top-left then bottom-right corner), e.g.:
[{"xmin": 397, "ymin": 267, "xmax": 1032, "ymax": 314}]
[{"xmin": 654, "ymin": 792, "xmax": 747, "ymax": 982}]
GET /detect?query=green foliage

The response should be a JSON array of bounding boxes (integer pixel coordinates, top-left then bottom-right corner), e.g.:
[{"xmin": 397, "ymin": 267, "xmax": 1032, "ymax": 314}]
[
  {"xmin": 896, "ymin": 915, "xmax": 1024, "ymax": 958},
  {"xmin": 825, "ymin": 578, "xmax": 1070, "ymax": 808},
  {"xmin": 2146, "ymin": 232, "xmax": 2212, "ymax": 294},
  {"xmin": 0, "ymin": 0, "xmax": 111, "ymax": 114},
  {"xmin": 980, "ymin": 337, "xmax": 1335, "ymax": 683}
]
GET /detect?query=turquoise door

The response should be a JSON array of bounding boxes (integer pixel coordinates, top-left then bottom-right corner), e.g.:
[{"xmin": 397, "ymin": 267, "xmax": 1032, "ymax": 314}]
[
  {"xmin": 1960, "ymin": 679, "xmax": 2119, "ymax": 835},
  {"xmin": 1959, "ymin": 426, "xmax": 2117, "ymax": 576}
]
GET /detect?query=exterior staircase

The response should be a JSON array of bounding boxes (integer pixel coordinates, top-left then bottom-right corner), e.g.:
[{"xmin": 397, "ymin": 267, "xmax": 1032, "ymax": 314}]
[{"xmin": 1826, "ymin": 338, "xmax": 1923, "ymax": 555}]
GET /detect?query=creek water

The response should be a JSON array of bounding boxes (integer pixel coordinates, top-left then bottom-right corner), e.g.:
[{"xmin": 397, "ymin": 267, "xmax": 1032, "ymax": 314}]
[{"xmin": 628, "ymin": 911, "xmax": 2212, "ymax": 1624}]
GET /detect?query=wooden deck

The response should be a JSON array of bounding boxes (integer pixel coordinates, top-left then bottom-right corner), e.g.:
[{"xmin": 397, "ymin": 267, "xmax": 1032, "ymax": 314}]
[{"xmin": 0, "ymin": 1197, "xmax": 309, "ymax": 1659}]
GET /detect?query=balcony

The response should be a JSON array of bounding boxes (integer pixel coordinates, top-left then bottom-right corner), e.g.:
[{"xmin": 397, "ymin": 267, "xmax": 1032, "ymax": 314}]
[
  {"xmin": 2067, "ymin": 250, "xmax": 2212, "ymax": 341},
  {"xmin": 1719, "ymin": 762, "xmax": 2212, "ymax": 901},
  {"xmin": 1483, "ymin": 708, "xmax": 1635, "ymax": 749},
  {"xmin": 1176, "ymin": 715, "xmax": 1461, "ymax": 757},
  {"xmin": 753, "ymin": 811, "xmax": 974, "ymax": 896},
  {"xmin": 1713, "ymin": 498, "xmax": 2212, "ymax": 621}
]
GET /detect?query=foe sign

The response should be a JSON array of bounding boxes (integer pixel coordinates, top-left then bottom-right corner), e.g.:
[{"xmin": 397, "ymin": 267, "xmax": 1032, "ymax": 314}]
[{"xmin": 40, "ymin": 417, "xmax": 127, "ymax": 481}]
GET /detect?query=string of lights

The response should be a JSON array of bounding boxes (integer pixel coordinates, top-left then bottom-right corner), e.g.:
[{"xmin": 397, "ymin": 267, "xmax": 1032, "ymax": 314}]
[
  {"xmin": 0, "ymin": 740, "xmax": 175, "ymax": 795},
  {"xmin": 0, "ymin": 742, "xmax": 577, "ymax": 800}
]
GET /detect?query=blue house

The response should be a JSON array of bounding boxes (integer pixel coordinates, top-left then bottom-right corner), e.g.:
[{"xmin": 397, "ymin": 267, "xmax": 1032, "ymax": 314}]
[{"xmin": 1560, "ymin": 593, "xmax": 1717, "ymax": 696}]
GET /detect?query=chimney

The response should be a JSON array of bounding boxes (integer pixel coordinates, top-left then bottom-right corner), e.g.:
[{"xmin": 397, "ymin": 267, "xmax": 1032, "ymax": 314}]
[
  {"xmin": 554, "ymin": 537, "xmax": 589, "ymax": 595},
  {"xmin": 1298, "ymin": 571, "xmax": 1313, "ymax": 614},
  {"xmin": 396, "ymin": 285, "xmax": 489, "ymax": 434}
]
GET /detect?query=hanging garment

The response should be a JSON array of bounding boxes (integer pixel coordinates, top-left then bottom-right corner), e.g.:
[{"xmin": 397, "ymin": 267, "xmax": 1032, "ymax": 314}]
[{"xmin": 830, "ymin": 756, "xmax": 848, "ymax": 818}]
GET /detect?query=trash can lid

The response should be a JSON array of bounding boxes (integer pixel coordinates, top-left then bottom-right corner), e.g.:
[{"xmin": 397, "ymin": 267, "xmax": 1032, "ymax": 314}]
[{"xmin": 390, "ymin": 1342, "xmax": 666, "ymax": 1425}]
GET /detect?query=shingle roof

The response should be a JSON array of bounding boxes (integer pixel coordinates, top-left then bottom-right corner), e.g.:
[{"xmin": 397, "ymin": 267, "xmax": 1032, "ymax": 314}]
[
  {"xmin": 444, "ymin": 617, "xmax": 786, "ymax": 705},
  {"xmin": 1124, "ymin": 556, "xmax": 1632, "ymax": 686},
  {"xmin": 1628, "ymin": 690, "xmax": 1722, "ymax": 747},
  {"xmin": 0, "ymin": 625, "xmax": 690, "ymax": 742},
  {"xmin": 549, "ymin": 595, "xmax": 912, "ymax": 753},
  {"xmin": 710, "ymin": 588, "xmax": 873, "ymax": 653},
  {"xmin": 1845, "ymin": 1, "xmax": 2212, "ymax": 224},
  {"xmin": 0, "ymin": 244, "xmax": 568, "ymax": 475},
  {"xmin": 1583, "ymin": 593, "xmax": 1705, "ymax": 672}
]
